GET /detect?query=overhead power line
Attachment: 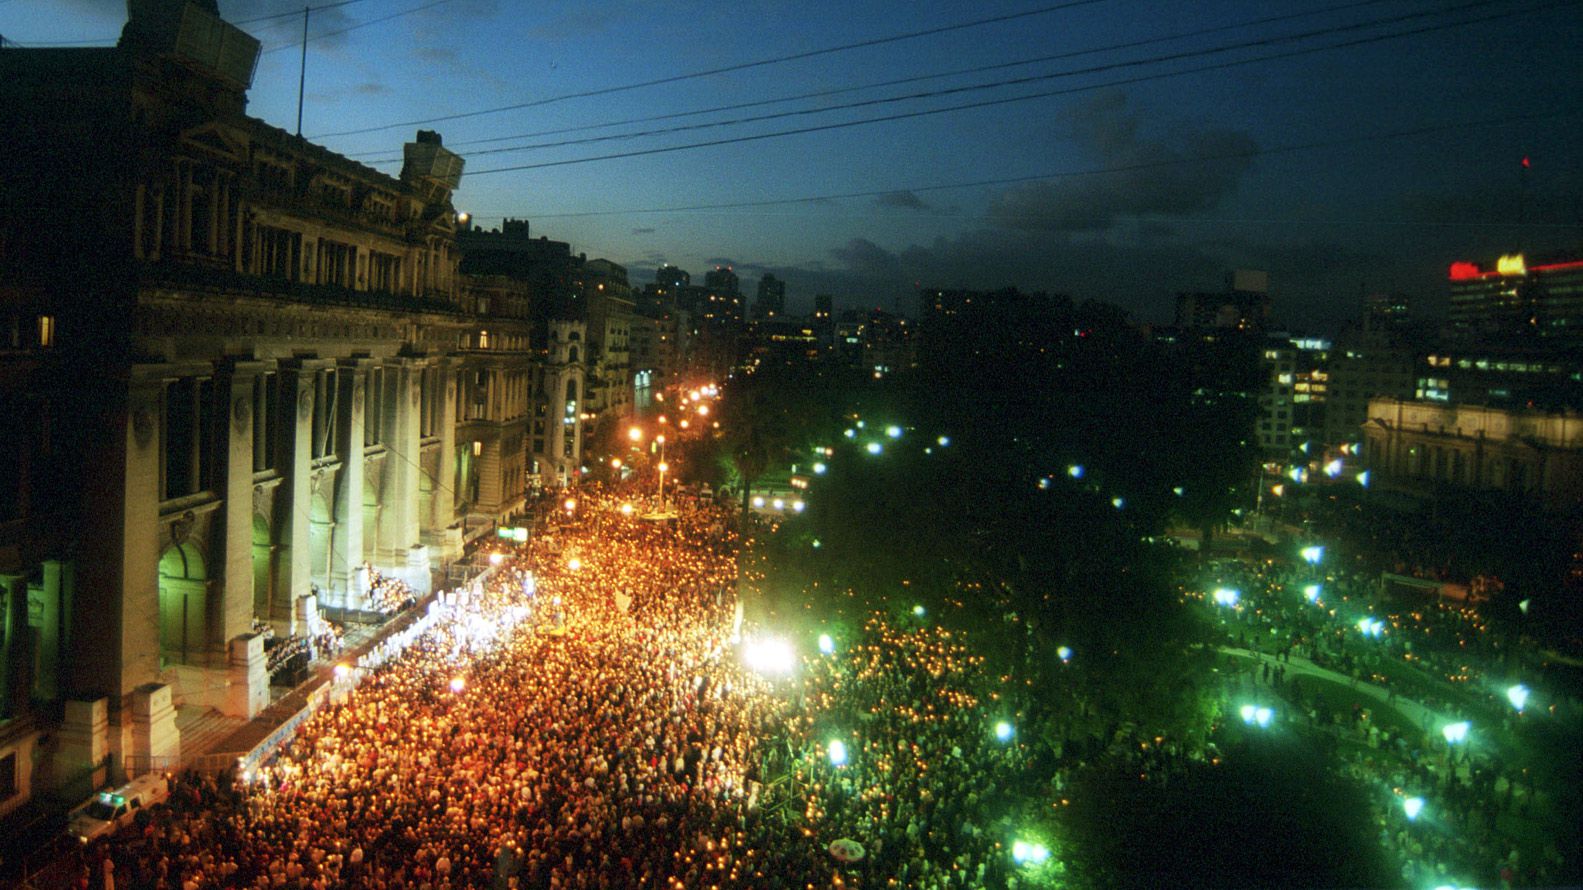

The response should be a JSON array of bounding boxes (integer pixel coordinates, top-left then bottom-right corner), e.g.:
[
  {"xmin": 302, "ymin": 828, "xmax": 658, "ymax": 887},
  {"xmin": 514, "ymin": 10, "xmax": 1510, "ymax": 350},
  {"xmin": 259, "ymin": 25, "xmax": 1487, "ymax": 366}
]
[
  {"xmin": 260, "ymin": 0, "xmax": 453, "ymax": 55},
  {"xmin": 411, "ymin": 0, "xmax": 1400, "ymax": 155},
  {"xmin": 310, "ymin": 0, "xmax": 1109, "ymax": 139},
  {"xmin": 358, "ymin": 0, "xmax": 1507, "ymax": 165},
  {"xmin": 7, "ymin": 0, "xmax": 379, "ymax": 47},
  {"xmin": 461, "ymin": 108, "xmax": 1577, "ymax": 221},
  {"xmin": 460, "ymin": 0, "xmax": 1573, "ymax": 178}
]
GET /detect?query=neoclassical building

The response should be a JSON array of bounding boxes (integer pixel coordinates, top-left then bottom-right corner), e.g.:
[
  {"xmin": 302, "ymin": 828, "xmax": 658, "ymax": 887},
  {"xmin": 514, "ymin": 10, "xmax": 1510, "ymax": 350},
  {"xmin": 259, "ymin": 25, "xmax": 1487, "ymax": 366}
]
[
  {"xmin": 1362, "ymin": 398, "xmax": 1583, "ymax": 509},
  {"xmin": 0, "ymin": 0, "xmax": 574, "ymax": 814}
]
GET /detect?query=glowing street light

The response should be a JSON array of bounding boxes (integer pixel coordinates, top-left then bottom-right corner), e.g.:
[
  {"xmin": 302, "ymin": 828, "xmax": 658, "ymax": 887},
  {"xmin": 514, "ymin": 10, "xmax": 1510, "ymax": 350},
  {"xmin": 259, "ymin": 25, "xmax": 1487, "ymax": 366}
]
[
  {"xmin": 1172, "ymin": 486, "xmax": 1185, "ymax": 496},
  {"xmin": 1442, "ymin": 721, "xmax": 1470, "ymax": 745},
  {"xmin": 1356, "ymin": 469, "xmax": 1370, "ymax": 488},
  {"xmin": 619, "ymin": 503, "xmax": 634, "ymax": 516},
  {"xmin": 1056, "ymin": 645, "xmax": 1073, "ymax": 663},
  {"xmin": 628, "ymin": 425, "xmax": 643, "ymax": 442},
  {"xmin": 1111, "ymin": 496, "xmax": 1125, "ymax": 509},
  {"xmin": 1239, "ymin": 704, "xmax": 1274, "ymax": 728},
  {"xmin": 912, "ymin": 604, "xmax": 926, "ymax": 618},
  {"xmin": 937, "ymin": 435, "xmax": 951, "ymax": 447},
  {"xmin": 563, "ymin": 497, "xmax": 577, "ymax": 512},
  {"xmin": 449, "ymin": 677, "xmax": 466, "ymax": 694},
  {"xmin": 1011, "ymin": 840, "xmax": 1051, "ymax": 866},
  {"xmin": 1506, "ymin": 684, "xmax": 1530, "ymax": 712},
  {"xmin": 1357, "ymin": 617, "xmax": 1386, "ymax": 638},
  {"xmin": 813, "ymin": 462, "xmax": 827, "ymax": 474},
  {"xmin": 488, "ymin": 552, "xmax": 504, "ymax": 566},
  {"xmin": 885, "ymin": 425, "xmax": 902, "ymax": 439},
  {"xmin": 1323, "ymin": 458, "xmax": 1344, "ymax": 478},
  {"xmin": 1212, "ymin": 587, "xmax": 1240, "ymax": 607},
  {"xmin": 843, "ymin": 428, "xmax": 855, "ymax": 439},
  {"xmin": 567, "ymin": 557, "xmax": 582, "ymax": 572},
  {"xmin": 792, "ymin": 500, "xmax": 806, "ymax": 513},
  {"xmin": 866, "ymin": 442, "xmax": 883, "ymax": 455},
  {"xmin": 994, "ymin": 720, "xmax": 1014, "ymax": 742},
  {"xmin": 827, "ymin": 738, "xmax": 848, "ymax": 766},
  {"xmin": 1303, "ymin": 583, "xmax": 1321, "ymax": 602},
  {"xmin": 1402, "ymin": 796, "xmax": 1425, "ymax": 821},
  {"xmin": 817, "ymin": 633, "xmax": 835, "ymax": 655},
  {"xmin": 1300, "ymin": 545, "xmax": 1324, "ymax": 565},
  {"xmin": 1067, "ymin": 464, "xmax": 1084, "ymax": 479}
]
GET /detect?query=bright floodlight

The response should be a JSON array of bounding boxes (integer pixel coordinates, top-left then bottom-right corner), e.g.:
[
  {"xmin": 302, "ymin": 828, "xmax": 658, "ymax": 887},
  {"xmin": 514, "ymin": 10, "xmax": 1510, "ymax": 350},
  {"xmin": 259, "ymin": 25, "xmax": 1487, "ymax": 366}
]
[
  {"xmin": 1507, "ymin": 684, "xmax": 1530, "ymax": 711},
  {"xmin": 844, "ymin": 428, "xmax": 855, "ymax": 439},
  {"xmin": 449, "ymin": 677, "xmax": 465, "ymax": 693},
  {"xmin": 912, "ymin": 604, "xmax": 926, "ymax": 617},
  {"xmin": 1172, "ymin": 486, "xmax": 1185, "ymax": 496},
  {"xmin": 1357, "ymin": 617, "xmax": 1385, "ymax": 638},
  {"xmin": 1212, "ymin": 587, "xmax": 1240, "ymax": 607},
  {"xmin": 563, "ymin": 497, "xmax": 577, "ymax": 511},
  {"xmin": 567, "ymin": 557, "xmax": 582, "ymax": 572},
  {"xmin": 628, "ymin": 426, "xmax": 643, "ymax": 442},
  {"xmin": 813, "ymin": 462, "xmax": 827, "ymax": 474},
  {"xmin": 886, "ymin": 425, "xmax": 902, "ymax": 438},
  {"xmin": 1067, "ymin": 464, "xmax": 1084, "ymax": 479},
  {"xmin": 752, "ymin": 496, "xmax": 766, "ymax": 508},
  {"xmin": 1303, "ymin": 584, "xmax": 1321, "ymax": 602},
  {"xmin": 1442, "ymin": 721, "xmax": 1470, "ymax": 744},
  {"xmin": 866, "ymin": 442, "xmax": 883, "ymax": 455},
  {"xmin": 1012, "ymin": 840, "xmax": 1050, "ymax": 866},
  {"xmin": 743, "ymin": 637, "xmax": 796, "ymax": 675},
  {"xmin": 1300, "ymin": 545, "xmax": 1324, "ymax": 564},
  {"xmin": 818, "ymin": 633, "xmax": 835, "ymax": 655},
  {"xmin": 1056, "ymin": 646, "xmax": 1072, "ymax": 663},
  {"xmin": 937, "ymin": 435, "xmax": 951, "ymax": 447},
  {"xmin": 994, "ymin": 721, "xmax": 1014, "ymax": 742},
  {"xmin": 1111, "ymin": 496, "xmax": 1124, "ymax": 509},
  {"xmin": 827, "ymin": 739, "xmax": 848, "ymax": 767},
  {"xmin": 488, "ymin": 552, "xmax": 504, "ymax": 565},
  {"xmin": 1356, "ymin": 470, "xmax": 1370, "ymax": 488},
  {"xmin": 1239, "ymin": 705, "xmax": 1256, "ymax": 724},
  {"xmin": 620, "ymin": 503, "xmax": 634, "ymax": 516},
  {"xmin": 792, "ymin": 500, "xmax": 805, "ymax": 513},
  {"xmin": 1254, "ymin": 707, "xmax": 1273, "ymax": 728},
  {"xmin": 1324, "ymin": 458, "xmax": 1344, "ymax": 478},
  {"xmin": 771, "ymin": 498, "xmax": 784, "ymax": 511},
  {"xmin": 1403, "ymin": 796, "xmax": 1425, "ymax": 821}
]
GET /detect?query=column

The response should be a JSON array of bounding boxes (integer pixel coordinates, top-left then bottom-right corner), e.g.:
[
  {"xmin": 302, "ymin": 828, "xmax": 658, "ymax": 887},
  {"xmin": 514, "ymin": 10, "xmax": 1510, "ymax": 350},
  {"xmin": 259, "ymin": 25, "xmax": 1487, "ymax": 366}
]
[
  {"xmin": 129, "ymin": 683, "xmax": 179, "ymax": 776},
  {"xmin": 427, "ymin": 359, "xmax": 461, "ymax": 562},
  {"xmin": 215, "ymin": 361, "xmax": 264, "ymax": 648},
  {"xmin": 331, "ymin": 359, "xmax": 371, "ymax": 605},
  {"xmin": 278, "ymin": 361, "xmax": 327, "ymax": 633},
  {"xmin": 378, "ymin": 361, "xmax": 422, "ymax": 571},
  {"xmin": 57, "ymin": 698, "xmax": 109, "ymax": 790}
]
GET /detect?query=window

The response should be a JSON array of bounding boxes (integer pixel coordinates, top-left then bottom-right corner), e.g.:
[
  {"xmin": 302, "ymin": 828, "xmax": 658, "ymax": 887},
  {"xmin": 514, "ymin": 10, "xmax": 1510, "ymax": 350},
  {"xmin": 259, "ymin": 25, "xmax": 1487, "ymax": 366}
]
[
  {"xmin": 163, "ymin": 377, "xmax": 216, "ymax": 500},
  {"xmin": 37, "ymin": 315, "xmax": 55, "ymax": 348},
  {"xmin": 256, "ymin": 226, "xmax": 301, "ymax": 281},
  {"xmin": 317, "ymin": 239, "xmax": 356, "ymax": 288},
  {"xmin": 0, "ymin": 753, "xmax": 16, "ymax": 800},
  {"xmin": 253, "ymin": 373, "xmax": 276, "ymax": 473},
  {"xmin": 311, "ymin": 369, "xmax": 339, "ymax": 459}
]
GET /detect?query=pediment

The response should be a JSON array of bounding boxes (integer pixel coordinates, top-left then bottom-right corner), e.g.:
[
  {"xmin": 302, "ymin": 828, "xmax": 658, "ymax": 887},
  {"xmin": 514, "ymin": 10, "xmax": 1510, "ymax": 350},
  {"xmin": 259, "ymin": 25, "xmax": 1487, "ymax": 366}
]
[{"xmin": 179, "ymin": 122, "xmax": 248, "ymax": 161}]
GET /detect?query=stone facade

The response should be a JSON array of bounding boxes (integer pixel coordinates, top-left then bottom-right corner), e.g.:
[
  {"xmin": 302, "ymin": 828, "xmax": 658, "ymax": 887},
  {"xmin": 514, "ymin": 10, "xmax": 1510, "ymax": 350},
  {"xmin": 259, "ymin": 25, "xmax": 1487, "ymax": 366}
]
[{"xmin": 0, "ymin": 0, "xmax": 559, "ymax": 808}]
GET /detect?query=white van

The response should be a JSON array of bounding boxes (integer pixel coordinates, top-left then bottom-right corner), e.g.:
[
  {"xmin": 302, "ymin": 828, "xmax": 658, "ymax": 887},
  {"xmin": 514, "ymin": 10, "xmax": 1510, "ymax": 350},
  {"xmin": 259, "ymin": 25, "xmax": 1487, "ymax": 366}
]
[{"xmin": 67, "ymin": 773, "xmax": 170, "ymax": 843}]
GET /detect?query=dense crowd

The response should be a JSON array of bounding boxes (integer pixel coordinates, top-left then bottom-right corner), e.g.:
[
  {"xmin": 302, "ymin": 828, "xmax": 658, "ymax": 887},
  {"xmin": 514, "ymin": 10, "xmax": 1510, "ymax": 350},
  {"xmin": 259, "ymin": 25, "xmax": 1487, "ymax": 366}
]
[
  {"xmin": 1193, "ymin": 554, "xmax": 1571, "ymax": 888},
  {"xmin": 78, "ymin": 489, "xmax": 1064, "ymax": 888},
  {"xmin": 365, "ymin": 565, "xmax": 418, "ymax": 614}
]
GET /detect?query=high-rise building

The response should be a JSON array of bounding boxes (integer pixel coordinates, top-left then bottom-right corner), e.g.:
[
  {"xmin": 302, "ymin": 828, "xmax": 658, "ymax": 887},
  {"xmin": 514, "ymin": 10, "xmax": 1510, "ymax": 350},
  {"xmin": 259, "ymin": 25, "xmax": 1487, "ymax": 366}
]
[
  {"xmin": 1176, "ymin": 270, "xmax": 1272, "ymax": 332},
  {"xmin": 1448, "ymin": 252, "xmax": 1583, "ymax": 342},
  {"xmin": 753, "ymin": 273, "xmax": 786, "ymax": 319}
]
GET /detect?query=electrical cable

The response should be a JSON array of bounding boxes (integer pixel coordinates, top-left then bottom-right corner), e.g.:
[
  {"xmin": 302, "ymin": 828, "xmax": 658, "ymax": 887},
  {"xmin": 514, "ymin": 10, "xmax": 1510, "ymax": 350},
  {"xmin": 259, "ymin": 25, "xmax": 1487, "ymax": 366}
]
[
  {"xmin": 359, "ymin": 0, "xmax": 1510, "ymax": 165},
  {"xmin": 309, "ymin": 0, "xmax": 1110, "ymax": 138},
  {"xmin": 460, "ymin": 1, "xmax": 1573, "ymax": 177}
]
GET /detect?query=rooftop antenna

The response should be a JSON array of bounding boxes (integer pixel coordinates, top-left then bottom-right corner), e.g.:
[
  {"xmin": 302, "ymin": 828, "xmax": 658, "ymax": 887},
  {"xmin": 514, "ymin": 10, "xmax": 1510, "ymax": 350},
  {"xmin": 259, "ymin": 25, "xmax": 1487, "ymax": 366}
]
[{"xmin": 296, "ymin": 6, "xmax": 310, "ymax": 137}]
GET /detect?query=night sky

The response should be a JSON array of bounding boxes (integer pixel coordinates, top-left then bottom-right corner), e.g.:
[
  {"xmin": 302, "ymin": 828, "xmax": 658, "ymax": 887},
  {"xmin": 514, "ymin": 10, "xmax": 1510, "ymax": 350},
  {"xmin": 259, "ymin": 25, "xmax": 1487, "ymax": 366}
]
[{"xmin": 8, "ymin": 0, "xmax": 1582, "ymax": 330}]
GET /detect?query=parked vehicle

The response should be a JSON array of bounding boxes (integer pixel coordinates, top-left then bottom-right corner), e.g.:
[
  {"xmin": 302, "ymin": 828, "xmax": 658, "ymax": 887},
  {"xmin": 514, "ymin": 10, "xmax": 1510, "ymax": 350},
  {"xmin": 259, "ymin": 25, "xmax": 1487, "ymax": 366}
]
[{"xmin": 66, "ymin": 773, "xmax": 169, "ymax": 843}]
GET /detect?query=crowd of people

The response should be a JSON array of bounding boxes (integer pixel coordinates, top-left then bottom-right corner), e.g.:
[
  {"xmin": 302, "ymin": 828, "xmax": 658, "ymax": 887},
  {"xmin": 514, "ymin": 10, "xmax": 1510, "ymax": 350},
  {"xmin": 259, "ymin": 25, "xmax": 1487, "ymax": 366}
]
[
  {"xmin": 365, "ymin": 565, "xmax": 419, "ymax": 615},
  {"xmin": 78, "ymin": 488, "xmax": 1070, "ymax": 888},
  {"xmin": 1192, "ymin": 553, "xmax": 1571, "ymax": 889}
]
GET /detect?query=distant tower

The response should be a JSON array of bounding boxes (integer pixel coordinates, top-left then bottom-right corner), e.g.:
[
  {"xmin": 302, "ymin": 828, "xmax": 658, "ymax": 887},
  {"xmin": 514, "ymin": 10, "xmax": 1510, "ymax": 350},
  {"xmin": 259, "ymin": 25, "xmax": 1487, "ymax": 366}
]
[
  {"xmin": 535, "ymin": 320, "xmax": 586, "ymax": 488},
  {"xmin": 754, "ymin": 273, "xmax": 786, "ymax": 319}
]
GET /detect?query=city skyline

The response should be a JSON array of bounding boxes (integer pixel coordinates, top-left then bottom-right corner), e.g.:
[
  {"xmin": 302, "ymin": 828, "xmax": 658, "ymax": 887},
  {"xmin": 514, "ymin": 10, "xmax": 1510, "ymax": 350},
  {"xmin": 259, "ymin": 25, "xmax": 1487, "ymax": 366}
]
[{"xmin": 6, "ymin": 0, "xmax": 1581, "ymax": 328}]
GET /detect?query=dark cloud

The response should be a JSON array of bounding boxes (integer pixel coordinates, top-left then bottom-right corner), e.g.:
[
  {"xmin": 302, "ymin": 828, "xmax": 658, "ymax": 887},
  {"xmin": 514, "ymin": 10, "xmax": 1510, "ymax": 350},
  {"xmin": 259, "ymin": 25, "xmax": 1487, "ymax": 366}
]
[
  {"xmin": 703, "ymin": 257, "xmax": 739, "ymax": 268},
  {"xmin": 987, "ymin": 91, "xmax": 1257, "ymax": 234},
  {"xmin": 631, "ymin": 227, "xmax": 656, "ymax": 235},
  {"xmin": 355, "ymin": 82, "xmax": 392, "ymax": 96},
  {"xmin": 874, "ymin": 191, "xmax": 931, "ymax": 211}
]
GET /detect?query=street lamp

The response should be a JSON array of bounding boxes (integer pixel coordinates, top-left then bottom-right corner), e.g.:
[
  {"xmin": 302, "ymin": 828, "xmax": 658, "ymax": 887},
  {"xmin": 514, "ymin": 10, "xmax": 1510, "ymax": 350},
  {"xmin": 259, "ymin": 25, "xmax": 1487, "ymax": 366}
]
[
  {"xmin": 1506, "ymin": 684, "xmax": 1530, "ymax": 712},
  {"xmin": 994, "ymin": 720, "xmax": 1014, "ymax": 742},
  {"xmin": 1402, "ymin": 796, "xmax": 1425, "ymax": 821},
  {"xmin": 818, "ymin": 633, "xmax": 835, "ymax": 655},
  {"xmin": 1441, "ymin": 721, "xmax": 1470, "ymax": 745},
  {"xmin": 827, "ymin": 739, "xmax": 848, "ymax": 767}
]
